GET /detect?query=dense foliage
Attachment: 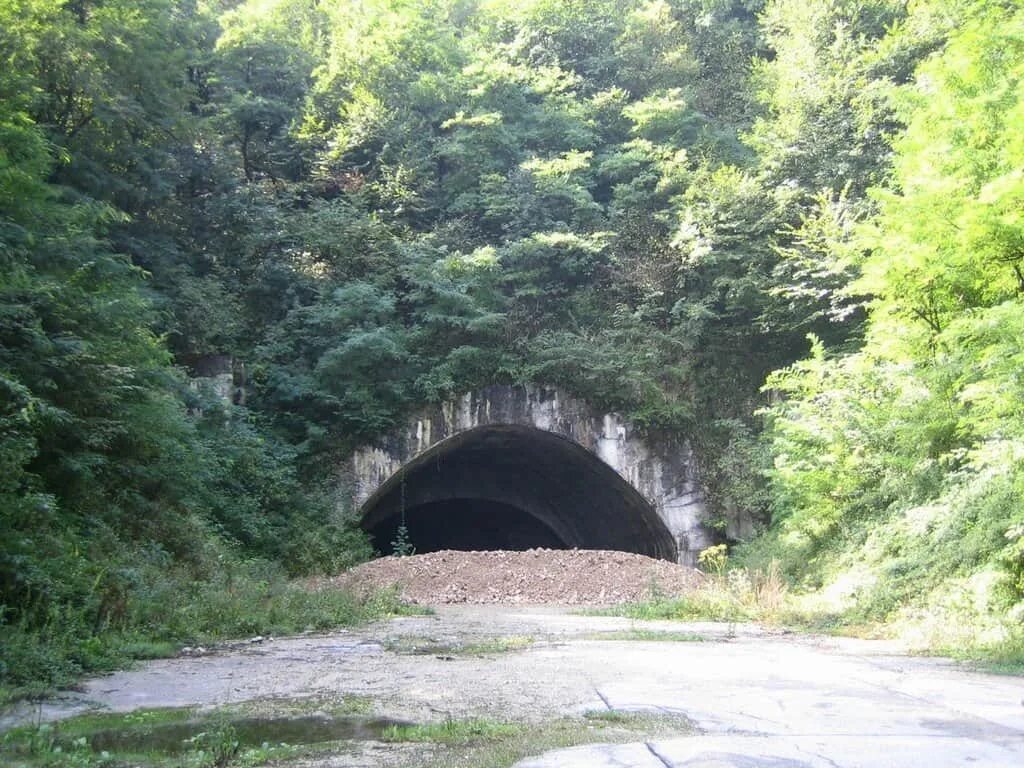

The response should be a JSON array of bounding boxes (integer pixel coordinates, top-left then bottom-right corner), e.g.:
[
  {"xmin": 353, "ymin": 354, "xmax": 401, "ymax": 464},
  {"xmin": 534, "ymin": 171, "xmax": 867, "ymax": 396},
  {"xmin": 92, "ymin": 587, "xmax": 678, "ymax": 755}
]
[
  {"xmin": 2, "ymin": 0, "xmax": 1022, "ymax": 692},
  {"xmin": 754, "ymin": 0, "xmax": 1024, "ymax": 640}
]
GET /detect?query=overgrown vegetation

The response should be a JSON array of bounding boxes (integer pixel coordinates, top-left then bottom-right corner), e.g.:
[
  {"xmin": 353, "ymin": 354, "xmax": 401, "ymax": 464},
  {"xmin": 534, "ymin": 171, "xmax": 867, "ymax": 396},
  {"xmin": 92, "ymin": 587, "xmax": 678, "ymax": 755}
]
[
  {"xmin": 1, "ymin": 573, "xmax": 417, "ymax": 703},
  {"xmin": 745, "ymin": 1, "xmax": 1024, "ymax": 659},
  {"xmin": 595, "ymin": 548, "xmax": 791, "ymax": 625},
  {"xmin": 2, "ymin": 0, "xmax": 1023, "ymax": 694}
]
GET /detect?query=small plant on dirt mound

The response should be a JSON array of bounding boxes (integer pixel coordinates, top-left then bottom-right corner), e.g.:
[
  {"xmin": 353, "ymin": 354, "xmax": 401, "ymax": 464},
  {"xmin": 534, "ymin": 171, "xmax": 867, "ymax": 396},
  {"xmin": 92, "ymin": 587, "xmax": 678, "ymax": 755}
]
[{"xmin": 391, "ymin": 522, "xmax": 415, "ymax": 557}]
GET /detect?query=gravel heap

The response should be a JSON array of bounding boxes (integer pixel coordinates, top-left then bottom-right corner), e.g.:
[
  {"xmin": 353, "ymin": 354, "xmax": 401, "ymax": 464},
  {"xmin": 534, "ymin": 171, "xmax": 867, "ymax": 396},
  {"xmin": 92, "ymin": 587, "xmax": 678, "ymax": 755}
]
[{"xmin": 328, "ymin": 548, "xmax": 704, "ymax": 605}]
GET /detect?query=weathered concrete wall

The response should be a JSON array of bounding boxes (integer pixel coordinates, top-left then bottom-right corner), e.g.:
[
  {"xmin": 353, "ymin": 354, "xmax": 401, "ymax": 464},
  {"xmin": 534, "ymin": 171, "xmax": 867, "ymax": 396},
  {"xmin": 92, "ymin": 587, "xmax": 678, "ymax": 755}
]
[
  {"xmin": 343, "ymin": 384, "xmax": 713, "ymax": 565},
  {"xmin": 186, "ymin": 354, "xmax": 245, "ymax": 409}
]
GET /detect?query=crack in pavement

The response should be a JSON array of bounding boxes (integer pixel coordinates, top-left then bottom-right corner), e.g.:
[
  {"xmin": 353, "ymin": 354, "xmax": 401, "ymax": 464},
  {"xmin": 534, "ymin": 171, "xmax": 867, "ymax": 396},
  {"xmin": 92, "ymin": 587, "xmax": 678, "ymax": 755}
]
[
  {"xmin": 794, "ymin": 743, "xmax": 842, "ymax": 768},
  {"xmin": 593, "ymin": 685, "xmax": 614, "ymax": 710},
  {"xmin": 645, "ymin": 741, "xmax": 675, "ymax": 768}
]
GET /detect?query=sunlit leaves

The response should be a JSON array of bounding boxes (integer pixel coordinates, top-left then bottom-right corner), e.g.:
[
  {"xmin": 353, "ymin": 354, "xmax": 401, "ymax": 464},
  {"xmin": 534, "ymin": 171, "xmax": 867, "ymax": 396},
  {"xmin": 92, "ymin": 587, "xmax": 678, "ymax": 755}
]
[
  {"xmin": 624, "ymin": 89, "xmax": 703, "ymax": 145},
  {"xmin": 858, "ymin": 2, "xmax": 1024, "ymax": 340},
  {"xmin": 758, "ymin": 2, "xmax": 1024, "ymax": 608},
  {"xmin": 749, "ymin": 0, "xmax": 908, "ymax": 193},
  {"xmin": 768, "ymin": 189, "xmax": 869, "ymax": 328}
]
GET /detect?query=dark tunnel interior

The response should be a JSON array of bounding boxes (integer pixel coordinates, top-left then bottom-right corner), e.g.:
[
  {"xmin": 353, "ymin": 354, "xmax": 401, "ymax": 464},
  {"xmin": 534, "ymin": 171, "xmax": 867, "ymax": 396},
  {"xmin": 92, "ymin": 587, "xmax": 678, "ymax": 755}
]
[
  {"xmin": 360, "ymin": 425, "xmax": 676, "ymax": 559},
  {"xmin": 370, "ymin": 498, "xmax": 568, "ymax": 553}
]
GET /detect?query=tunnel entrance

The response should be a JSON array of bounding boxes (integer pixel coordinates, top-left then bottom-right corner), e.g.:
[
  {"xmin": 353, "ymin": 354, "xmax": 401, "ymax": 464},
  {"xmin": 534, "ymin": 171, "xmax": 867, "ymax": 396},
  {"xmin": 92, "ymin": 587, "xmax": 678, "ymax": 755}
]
[{"xmin": 360, "ymin": 425, "xmax": 676, "ymax": 559}]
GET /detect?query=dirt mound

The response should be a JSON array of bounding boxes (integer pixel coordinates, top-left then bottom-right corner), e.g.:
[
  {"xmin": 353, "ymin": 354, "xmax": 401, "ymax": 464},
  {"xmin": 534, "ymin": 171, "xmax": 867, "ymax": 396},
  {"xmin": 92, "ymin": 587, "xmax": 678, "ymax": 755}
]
[{"xmin": 327, "ymin": 549, "xmax": 703, "ymax": 605}]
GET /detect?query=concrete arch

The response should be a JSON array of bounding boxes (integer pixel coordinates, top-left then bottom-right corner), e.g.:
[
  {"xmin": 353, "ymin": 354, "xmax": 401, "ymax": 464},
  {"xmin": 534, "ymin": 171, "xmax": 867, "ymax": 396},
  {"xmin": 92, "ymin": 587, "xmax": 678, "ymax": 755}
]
[
  {"xmin": 341, "ymin": 384, "xmax": 711, "ymax": 564},
  {"xmin": 359, "ymin": 425, "xmax": 677, "ymax": 558}
]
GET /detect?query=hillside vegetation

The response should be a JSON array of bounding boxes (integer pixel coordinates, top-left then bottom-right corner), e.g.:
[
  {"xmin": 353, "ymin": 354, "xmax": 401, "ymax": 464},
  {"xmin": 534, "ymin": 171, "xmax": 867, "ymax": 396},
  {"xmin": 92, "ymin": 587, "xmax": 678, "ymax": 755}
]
[{"xmin": 2, "ymin": 0, "xmax": 1023, "ymax": 694}]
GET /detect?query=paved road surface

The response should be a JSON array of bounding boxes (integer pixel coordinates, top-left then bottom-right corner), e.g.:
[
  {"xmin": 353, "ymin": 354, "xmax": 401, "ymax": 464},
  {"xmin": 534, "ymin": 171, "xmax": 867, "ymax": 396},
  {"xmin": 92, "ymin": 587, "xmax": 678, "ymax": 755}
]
[{"xmin": 6, "ymin": 606, "xmax": 1022, "ymax": 767}]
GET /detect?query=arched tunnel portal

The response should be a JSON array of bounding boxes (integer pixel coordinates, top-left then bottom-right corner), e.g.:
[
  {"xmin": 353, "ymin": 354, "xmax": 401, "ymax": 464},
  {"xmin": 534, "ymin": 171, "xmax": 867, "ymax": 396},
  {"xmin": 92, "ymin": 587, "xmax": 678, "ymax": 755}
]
[{"xmin": 359, "ymin": 425, "xmax": 678, "ymax": 559}]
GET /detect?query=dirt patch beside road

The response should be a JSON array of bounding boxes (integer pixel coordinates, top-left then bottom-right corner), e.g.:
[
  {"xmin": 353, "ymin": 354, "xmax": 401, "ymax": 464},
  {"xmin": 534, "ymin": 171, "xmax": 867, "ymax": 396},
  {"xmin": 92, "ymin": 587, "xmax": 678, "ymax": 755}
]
[{"xmin": 323, "ymin": 549, "xmax": 703, "ymax": 604}]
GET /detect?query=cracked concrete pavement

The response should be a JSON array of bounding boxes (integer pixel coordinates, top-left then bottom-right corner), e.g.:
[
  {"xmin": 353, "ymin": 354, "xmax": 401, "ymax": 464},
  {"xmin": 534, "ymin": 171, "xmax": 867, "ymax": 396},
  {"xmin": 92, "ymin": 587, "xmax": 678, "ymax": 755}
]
[{"xmin": 7, "ymin": 605, "xmax": 1023, "ymax": 767}]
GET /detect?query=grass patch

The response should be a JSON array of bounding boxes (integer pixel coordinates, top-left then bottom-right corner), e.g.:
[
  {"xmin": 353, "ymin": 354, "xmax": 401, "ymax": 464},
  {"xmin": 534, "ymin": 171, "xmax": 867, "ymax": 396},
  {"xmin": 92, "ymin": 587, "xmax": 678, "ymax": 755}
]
[
  {"xmin": 208, "ymin": 694, "xmax": 376, "ymax": 719},
  {"xmin": 384, "ymin": 635, "xmax": 534, "ymax": 656},
  {"xmin": 381, "ymin": 718, "xmax": 519, "ymax": 746},
  {"xmin": 592, "ymin": 593, "xmax": 749, "ymax": 622},
  {"xmin": 149, "ymin": 582, "xmax": 425, "ymax": 641},
  {"xmin": 585, "ymin": 629, "xmax": 706, "ymax": 642},
  {"xmin": 977, "ymin": 657, "xmax": 1024, "ymax": 676},
  {"xmin": 943, "ymin": 632, "xmax": 1024, "ymax": 676},
  {"xmin": 31, "ymin": 707, "xmax": 198, "ymax": 740},
  {"xmin": 117, "ymin": 640, "xmax": 182, "ymax": 661},
  {"xmin": 583, "ymin": 709, "xmax": 645, "ymax": 723},
  {"xmin": 461, "ymin": 636, "xmax": 534, "ymax": 655},
  {"xmin": 979, "ymin": 632, "xmax": 1024, "ymax": 674}
]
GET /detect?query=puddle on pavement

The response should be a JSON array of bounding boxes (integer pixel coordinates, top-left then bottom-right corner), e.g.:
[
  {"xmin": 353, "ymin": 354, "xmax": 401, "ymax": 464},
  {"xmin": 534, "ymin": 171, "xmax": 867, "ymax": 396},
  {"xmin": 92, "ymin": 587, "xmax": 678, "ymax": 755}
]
[{"xmin": 87, "ymin": 715, "xmax": 408, "ymax": 754}]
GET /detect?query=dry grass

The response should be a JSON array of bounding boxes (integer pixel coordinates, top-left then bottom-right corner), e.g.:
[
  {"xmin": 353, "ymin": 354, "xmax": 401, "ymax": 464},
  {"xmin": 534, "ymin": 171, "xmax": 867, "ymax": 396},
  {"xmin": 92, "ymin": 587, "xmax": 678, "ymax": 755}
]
[{"xmin": 596, "ymin": 554, "xmax": 791, "ymax": 624}]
